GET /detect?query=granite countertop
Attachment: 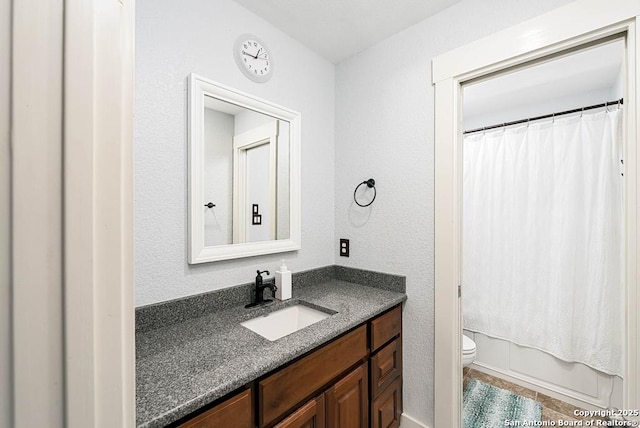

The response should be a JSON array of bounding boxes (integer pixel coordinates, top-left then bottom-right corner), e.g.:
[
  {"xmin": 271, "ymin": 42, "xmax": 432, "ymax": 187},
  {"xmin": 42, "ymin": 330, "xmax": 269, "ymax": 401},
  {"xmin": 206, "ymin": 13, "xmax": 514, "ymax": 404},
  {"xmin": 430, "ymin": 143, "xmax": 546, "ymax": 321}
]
[{"xmin": 136, "ymin": 279, "xmax": 406, "ymax": 428}]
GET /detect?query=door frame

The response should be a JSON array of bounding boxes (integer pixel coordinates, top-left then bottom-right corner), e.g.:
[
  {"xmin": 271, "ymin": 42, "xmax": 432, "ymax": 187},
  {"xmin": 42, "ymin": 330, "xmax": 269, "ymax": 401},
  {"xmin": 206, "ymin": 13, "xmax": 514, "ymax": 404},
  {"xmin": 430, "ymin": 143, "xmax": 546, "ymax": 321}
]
[
  {"xmin": 63, "ymin": 0, "xmax": 136, "ymax": 426},
  {"xmin": 432, "ymin": 0, "xmax": 640, "ymax": 426},
  {"xmin": 232, "ymin": 121, "xmax": 278, "ymax": 243},
  {"xmin": 11, "ymin": 0, "xmax": 136, "ymax": 426}
]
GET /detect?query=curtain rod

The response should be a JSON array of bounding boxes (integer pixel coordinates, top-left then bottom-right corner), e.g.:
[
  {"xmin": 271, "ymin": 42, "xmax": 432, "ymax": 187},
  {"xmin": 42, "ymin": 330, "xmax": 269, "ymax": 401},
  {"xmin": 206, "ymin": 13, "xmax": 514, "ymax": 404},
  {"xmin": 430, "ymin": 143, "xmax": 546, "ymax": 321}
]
[{"xmin": 463, "ymin": 98, "xmax": 623, "ymax": 135}]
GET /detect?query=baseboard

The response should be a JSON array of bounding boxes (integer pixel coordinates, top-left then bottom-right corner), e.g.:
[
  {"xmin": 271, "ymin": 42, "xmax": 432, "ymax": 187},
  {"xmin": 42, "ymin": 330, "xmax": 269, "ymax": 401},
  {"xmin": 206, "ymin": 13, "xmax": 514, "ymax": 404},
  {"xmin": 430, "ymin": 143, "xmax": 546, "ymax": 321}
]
[
  {"xmin": 471, "ymin": 362, "xmax": 606, "ymax": 410},
  {"xmin": 400, "ymin": 413, "xmax": 430, "ymax": 428}
]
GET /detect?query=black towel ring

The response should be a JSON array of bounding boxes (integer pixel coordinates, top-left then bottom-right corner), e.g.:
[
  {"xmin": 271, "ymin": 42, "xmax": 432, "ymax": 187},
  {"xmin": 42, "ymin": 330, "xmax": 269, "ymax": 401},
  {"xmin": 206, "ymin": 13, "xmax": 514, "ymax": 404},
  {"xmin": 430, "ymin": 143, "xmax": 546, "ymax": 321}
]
[{"xmin": 354, "ymin": 178, "xmax": 377, "ymax": 207}]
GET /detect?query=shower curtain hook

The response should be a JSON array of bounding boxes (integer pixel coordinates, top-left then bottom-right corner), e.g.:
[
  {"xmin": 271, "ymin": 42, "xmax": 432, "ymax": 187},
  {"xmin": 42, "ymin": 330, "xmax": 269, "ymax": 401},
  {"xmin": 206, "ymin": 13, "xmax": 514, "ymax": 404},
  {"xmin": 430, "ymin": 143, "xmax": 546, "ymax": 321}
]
[
  {"xmin": 618, "ymin": 99, "xmax": 621, "ymax": 110},
  {"xmin": 580, "ymin": 107, "xmax": 584, "ymax": 118},
  {"xmin": 552, "ymin": 113, "xmax": 555, "ymax": 123},
  {"xmin": 605, "ymin": 101, "xmax": 609, "ymax": 112}
]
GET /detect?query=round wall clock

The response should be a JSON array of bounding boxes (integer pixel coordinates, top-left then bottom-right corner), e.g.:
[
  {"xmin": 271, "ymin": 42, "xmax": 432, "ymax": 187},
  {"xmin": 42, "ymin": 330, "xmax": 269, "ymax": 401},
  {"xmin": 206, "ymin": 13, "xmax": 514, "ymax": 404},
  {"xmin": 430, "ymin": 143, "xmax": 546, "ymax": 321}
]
[{"xmin": 233, "ymin": 34, "xmax": 273, "ymax": 83}]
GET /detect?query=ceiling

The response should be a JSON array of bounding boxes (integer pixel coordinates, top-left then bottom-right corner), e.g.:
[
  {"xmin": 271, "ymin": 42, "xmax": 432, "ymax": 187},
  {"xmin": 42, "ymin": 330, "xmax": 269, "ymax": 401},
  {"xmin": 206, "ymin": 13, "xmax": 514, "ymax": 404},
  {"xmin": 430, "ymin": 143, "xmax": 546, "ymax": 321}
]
[
  {"xmin": 463, "ymin": 38, "xmax": 625, "ymax": 130},
  {"xmin": 232, "ymin": 0, "xmax": 463, "ymax": 63}
]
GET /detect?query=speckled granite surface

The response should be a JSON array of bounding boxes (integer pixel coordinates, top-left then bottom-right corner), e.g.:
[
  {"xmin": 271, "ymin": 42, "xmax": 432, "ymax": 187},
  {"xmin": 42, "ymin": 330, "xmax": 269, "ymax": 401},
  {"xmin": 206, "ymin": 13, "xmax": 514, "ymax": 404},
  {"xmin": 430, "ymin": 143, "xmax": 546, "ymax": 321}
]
[
  {"xmin": 334, "ymin": 266, "xmax": 405, "ymax": 292},
  {"xmin": 136, "ymin": 280, "xmax": 406, "ymax": 427},
  {"xmin": 136, "ymin": 265, "xmax": 403, "ymax": 334}
]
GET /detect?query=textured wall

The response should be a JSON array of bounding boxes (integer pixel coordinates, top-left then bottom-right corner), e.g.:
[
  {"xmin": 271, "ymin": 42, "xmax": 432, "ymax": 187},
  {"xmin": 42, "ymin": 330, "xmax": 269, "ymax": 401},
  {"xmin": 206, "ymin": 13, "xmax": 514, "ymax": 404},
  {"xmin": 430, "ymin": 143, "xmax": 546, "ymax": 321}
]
[
  {"xmin": 135, "ymin": 0, "xmax": 335, "ymax": 306},
  {"xmin": 333, "ymin": 0, "xmax": 574, "ymax": 425},
  {"xmin": 203, "ymin": 109, "xmax": 233, "ymax": 247}
]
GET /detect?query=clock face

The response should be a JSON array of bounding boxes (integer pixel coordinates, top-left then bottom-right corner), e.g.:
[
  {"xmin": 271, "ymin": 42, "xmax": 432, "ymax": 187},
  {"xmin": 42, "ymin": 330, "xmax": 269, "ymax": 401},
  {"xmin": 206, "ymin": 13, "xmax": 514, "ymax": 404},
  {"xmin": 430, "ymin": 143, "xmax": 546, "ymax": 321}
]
[{"xmin": 234, "ymin": 35, "xmax": 273, "ymax": 83}]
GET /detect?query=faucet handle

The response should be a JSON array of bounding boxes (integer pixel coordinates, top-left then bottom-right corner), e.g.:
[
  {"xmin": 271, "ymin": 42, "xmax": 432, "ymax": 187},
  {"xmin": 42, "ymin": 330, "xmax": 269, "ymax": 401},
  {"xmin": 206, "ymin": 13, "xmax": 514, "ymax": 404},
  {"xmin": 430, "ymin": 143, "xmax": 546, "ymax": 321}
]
[{"xmin": 255, "ymin": 270, "xmax": 270, "ymax": 285}]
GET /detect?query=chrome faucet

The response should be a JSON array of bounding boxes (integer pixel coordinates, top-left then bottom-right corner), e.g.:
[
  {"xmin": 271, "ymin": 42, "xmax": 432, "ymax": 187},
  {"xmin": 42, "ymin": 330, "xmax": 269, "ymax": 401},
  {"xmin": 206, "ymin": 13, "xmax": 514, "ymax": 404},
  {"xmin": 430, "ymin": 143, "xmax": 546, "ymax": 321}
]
[{"xmin": 245, "ymin": 270, "xmax": 278, "ymax": 308}]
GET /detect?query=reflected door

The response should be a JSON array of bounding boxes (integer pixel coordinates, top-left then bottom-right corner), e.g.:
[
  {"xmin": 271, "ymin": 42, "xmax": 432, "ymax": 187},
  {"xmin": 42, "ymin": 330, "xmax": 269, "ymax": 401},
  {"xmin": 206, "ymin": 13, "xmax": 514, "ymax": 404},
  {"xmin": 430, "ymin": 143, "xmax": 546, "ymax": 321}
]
[{"xmin": 233, "ymin": 121, "xmax": 277, "ymax": 243}]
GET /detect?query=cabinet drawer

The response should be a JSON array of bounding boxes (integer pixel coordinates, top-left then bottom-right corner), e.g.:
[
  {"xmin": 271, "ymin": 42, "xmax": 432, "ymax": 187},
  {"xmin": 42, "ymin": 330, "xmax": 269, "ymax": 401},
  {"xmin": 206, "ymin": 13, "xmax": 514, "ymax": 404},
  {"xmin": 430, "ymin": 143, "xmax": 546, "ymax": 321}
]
[
  {"xmin": 259, "ymin": 325, "xmax": 367, "ymax": 427},
  {"xmin": 178, "ymin": 388, "xmax": 252, "ymax": 428},
  {"xmin": 371, "ymin": 377, "xmax": 402, "ymax": 428},
  {"xmin": 370, "ymin": 306, "xmax": 401, "ymax": 352},
  {"xmin": 371, "ymin": 337, "xmax": 402, "ymax": 398}
]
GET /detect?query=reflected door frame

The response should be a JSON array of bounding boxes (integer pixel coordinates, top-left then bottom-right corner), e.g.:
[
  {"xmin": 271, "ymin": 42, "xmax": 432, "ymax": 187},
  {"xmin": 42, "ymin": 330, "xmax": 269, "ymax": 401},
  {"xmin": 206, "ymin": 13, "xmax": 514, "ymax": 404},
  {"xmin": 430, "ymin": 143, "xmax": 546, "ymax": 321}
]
[
  {"xmin": 432, "ymin": 0, "xmax": 640, "ymax": 426},
  {"xmin": 233, "ymin": 121, "xmax": 278, "ymax": 243}
]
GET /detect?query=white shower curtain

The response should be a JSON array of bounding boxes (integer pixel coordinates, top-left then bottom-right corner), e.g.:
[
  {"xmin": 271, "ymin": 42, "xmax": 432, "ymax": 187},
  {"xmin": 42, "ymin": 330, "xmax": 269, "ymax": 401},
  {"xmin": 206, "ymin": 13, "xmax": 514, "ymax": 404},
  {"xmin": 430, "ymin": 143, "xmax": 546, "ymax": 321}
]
[{"xmin": 462, "ymin": 108, "xmax": 624, "ymax": 376}]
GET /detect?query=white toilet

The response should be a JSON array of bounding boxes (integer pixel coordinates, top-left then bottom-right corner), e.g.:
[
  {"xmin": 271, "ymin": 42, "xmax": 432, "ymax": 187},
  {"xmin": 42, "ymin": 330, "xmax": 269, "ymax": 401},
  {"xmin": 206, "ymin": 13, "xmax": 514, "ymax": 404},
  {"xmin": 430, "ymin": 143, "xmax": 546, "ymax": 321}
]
[{"xmin": 462, "ymin": 334, "xmax": 476, "ymax": 367}]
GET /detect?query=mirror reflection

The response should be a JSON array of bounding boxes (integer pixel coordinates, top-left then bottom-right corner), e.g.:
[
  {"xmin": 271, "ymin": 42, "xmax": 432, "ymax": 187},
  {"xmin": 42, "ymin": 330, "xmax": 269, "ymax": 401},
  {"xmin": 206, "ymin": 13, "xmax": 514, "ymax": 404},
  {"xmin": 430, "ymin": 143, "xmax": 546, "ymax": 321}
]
[
  {"xmin": 203, "ymin": 96, "xmax": 290, "ymax": 246},
  {"xmin": 188, "ymin": 74, "xmax": 300, "ymax": 263}
]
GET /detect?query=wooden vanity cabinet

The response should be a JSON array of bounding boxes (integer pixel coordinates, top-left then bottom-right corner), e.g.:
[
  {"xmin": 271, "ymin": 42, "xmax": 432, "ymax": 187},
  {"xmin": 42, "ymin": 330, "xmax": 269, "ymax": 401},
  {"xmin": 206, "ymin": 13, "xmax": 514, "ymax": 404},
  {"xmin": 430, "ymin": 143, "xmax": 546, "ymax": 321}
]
[
  {"xmin": 175, "ymin": 304, "xmax": 402, "ymax": 428},
  {"xmin": 177, "ymin": 388, "xmax": 253, "ymax": 428},
  {"xmin": 263, "ymin": 304, "xmax": 402, "ymax": 428},
  {"xmin": 369, "ymin": 306, "xmax": 402, "ymax": 428},
  {"xmin": 259, "ymin": 325, "xmax": 368, "ymax": 427},
  {"xmin": 371, "ymin": 377, "xmax": 402, "ymax": 428},
  {"xmin": 274, "ymin": 362, "xmax": 368, "ymax": 428},
  {"xmin": 325, "ymin": 362, "xmax": 368, "ymax": 428},
  {"xmin": 370, "ymin": 338, "xmax": 402, "ymax": 399},
  {"xmin": 370, "ymin": 306, "xmax": 401, "ymax": 353},
  {"xmin": 273, "ymin": 395, "xmax": 325, "ymax": 428}
]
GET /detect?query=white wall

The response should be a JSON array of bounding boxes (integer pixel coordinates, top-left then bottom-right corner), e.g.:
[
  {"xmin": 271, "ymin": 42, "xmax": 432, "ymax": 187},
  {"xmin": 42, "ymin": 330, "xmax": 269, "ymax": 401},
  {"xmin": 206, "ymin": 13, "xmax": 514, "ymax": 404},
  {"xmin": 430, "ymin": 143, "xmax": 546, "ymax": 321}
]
[
  {"xmin": 135, "ymin": 0, "xmax": 335, "ymax": 306},
  {"xmin": 0, "ymin": 0, "xmax": 10, "ymax": 425},
  {"xmin": 334, "ymin": 0, "xmax": 574, "ymax": 425},
  {"xmin": 204, "ymin": 109, "xmax": 234, "ymax": 247},
  {"xmin": 234, "ymin": 108, "xmax": 273, "ymax": 135}
]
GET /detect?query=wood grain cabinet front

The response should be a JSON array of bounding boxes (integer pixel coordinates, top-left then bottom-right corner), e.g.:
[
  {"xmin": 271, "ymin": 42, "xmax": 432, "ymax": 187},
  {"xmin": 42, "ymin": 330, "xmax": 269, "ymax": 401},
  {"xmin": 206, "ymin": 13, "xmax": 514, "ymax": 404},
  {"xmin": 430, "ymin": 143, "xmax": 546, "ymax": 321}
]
[
  {"xmin": 371, "ymin": 337, "xmax": 402, "ymax": 398},
  {"xmin": 370, "ymin": 306, "xmax": 401, "ymax": 353},
  {"xmin": 371, "ymin": 377, "xmax": 402, "ymax": 428},
  {"xmin": 325, "ymin": 362, "xmax": 368, "ymax": 428},
  {"xmin": 259, "ymin": 325, "xmax": 367, "ymax": 427},
  {"xmin": 177, "ymin": 388, "xmax": 252, "ymax": 428},
  {"xmin": 273, "ymin": 395, "xmax": 325, "ymax": 428},
  {"xmin": 273, "ymin": 362, "xmax": 370, "ymax": 428}
]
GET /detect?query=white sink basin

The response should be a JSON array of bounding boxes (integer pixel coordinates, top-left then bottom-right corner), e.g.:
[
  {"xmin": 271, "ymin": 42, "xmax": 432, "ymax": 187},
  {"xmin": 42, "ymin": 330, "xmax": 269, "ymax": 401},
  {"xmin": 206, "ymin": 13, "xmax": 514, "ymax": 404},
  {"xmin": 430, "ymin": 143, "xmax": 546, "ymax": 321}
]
[{"xmin": 241, "ymin": 304, "xmax": 331, "ymax": 341}]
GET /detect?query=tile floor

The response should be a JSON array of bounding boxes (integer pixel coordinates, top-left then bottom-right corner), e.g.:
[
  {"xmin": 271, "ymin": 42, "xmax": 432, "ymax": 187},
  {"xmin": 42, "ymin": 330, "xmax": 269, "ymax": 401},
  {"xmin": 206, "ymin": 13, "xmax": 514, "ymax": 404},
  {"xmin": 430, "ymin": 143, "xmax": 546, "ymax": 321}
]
[{"xmin": 463, "ymin": 367, "xmax": 605, "ymax": 424}]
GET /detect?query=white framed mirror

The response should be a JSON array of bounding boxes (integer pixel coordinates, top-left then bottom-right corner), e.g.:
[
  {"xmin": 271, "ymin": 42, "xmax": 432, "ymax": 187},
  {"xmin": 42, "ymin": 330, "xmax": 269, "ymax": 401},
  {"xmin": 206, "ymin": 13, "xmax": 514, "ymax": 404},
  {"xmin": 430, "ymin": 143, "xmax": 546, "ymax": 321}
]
[{"xmin": 188, "ymin": 73, "xmax": 301, "ymax": 263}]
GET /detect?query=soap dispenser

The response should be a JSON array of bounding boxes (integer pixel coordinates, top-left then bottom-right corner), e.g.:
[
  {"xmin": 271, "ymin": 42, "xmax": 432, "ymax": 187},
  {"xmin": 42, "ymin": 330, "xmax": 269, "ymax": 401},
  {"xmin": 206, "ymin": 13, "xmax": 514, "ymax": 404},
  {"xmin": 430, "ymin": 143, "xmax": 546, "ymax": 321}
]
[{"xmin": 275, "ymin": 259, "xmax": 292, "ymax": 301}]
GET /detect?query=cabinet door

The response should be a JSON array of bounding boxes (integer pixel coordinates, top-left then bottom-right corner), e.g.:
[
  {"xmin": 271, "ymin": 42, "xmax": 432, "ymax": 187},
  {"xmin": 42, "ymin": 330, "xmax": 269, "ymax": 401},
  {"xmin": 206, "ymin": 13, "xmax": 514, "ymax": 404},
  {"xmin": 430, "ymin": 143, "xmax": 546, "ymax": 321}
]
[
  {"xmin": 274, "ymin": 395, "xmax": 325, "ymax": 428},
  {"xmin": 325, "ymin": 362, "xmax": 368, "ymax": 428},
  {"xmin": 371, "ymin": 378, "xmax": 402, "ymax": 428},
  {"xmin": 260, "ymin": 326, "xmax": 367, "ymax": 427},
  {"xmin": 178, "ymin": 388, "xmax": 252, "ymax": 428}
]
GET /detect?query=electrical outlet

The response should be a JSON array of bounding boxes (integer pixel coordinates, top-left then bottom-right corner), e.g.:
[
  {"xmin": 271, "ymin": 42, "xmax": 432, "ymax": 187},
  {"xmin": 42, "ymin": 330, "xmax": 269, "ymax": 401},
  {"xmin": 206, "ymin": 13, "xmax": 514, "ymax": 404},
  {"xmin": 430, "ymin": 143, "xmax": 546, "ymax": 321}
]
[{"xmin": 339, "ymin": 239, "xmax": 350, "ymax": 257}]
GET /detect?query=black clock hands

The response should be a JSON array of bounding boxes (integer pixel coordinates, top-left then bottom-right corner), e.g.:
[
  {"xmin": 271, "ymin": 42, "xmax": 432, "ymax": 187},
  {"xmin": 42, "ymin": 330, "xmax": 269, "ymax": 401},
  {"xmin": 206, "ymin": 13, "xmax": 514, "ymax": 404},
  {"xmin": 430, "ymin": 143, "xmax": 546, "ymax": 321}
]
[
  {"xmin": 243, "ymin": 52, "xmax": 268, "ymax": 61},
  {"xmin": 242, "ymin": 50, "xmax": 259, "ymax": 59}
]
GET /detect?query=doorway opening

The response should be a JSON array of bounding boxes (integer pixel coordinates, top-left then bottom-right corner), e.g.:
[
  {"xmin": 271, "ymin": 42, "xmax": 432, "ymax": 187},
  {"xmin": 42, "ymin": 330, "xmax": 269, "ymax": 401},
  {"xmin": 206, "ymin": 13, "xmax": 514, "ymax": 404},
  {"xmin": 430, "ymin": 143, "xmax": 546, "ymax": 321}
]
[
  {"xmin": 432, "ymin": 3, "xmax": 640, "ymax": 427},
  {"xmin": 461, "ymin": 37, "xmax": 625, "ymax": 425}
]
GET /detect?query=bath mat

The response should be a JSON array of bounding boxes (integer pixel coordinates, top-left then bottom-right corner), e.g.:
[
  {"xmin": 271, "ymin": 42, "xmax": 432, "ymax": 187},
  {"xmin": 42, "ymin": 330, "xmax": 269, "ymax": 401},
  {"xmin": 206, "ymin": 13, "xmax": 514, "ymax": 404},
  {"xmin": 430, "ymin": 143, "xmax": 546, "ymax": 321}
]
[{"xmin": 463, "ymin": 379, "xmax": 542, "ymax": 428}]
